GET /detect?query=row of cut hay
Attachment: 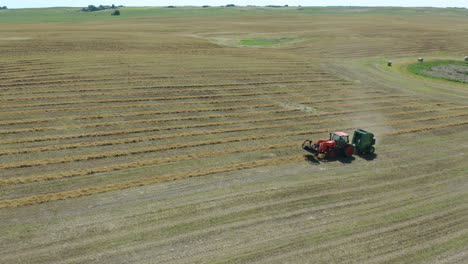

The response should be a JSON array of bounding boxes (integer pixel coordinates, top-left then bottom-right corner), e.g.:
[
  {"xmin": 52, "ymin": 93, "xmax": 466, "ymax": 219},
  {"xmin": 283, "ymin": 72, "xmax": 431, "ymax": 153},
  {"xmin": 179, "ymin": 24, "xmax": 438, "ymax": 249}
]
[
  {"xmin": 0, "ymin": 94, "xmax": 307, "ymax": 116},
  {"xmin": 0, "ymin": 155, "xmax": 305, "ymax": 209},
  {"xmin": 0, "ymin": 78, "xmax": 348, "ymax": 97},
  {"xmin": 0, "ymin": 141, "xmax": 299, "ymax": 185},
  {"xmin": 0, "ymin": 88, "xmax": 308, "ymax": 109},
  {"xmin": 0, "ymin": 93, "xmax": 403, "ymax": 117},
  {"xmin": 383, "ymin": 121, "xmax": 468, "ymax": 135},
  {"xmin": 0, "ymin": 76, "xmax": 345, "ymax": 92},
  {"xmin": 0, "ymin": 71, "xmax": 332, "ymax": 87},
  {"xmin": 0, "ymin": 80, "xmax": 310, "ymax": 98},
  {"xmin": 2, "ymin": 109, "xmax": 465, "ymax": 169},
  {"xmin": 0, "ymin": 84, "xmax": 353, "ymax": 103},
  {"xmin": 0, "ymin": 64, "xmax": 320, "ymax": 80},
  {"xmin": 5, "ymin": 119, "xmax": 462, "ymax": 186},
  {"xmin": 0, "ymin": 72, "xmax": 329, "ymax": 88},
  {"xmin": 0, "ymin": 99, "xmax": 412, "ymax": 137},
  {"xmin": 2, "ymin": 109, "xmax": 299, "ymax": 135},
  {"xmin": 2, "ymin": 125, "xmax": 468, "ymax": 208},
  {"xmin": 0, "ymin": 102, "xmax": 425, "ymax": 149},
  {"xmin": 0, "ymin": 97, "xmax": 419, "ymax": 127},
  {"xmin": 0, "ymin": 104, "xmax": 278, "ymax": 126},
  {"xmin": 1, "ymin": 88, "xmax": 380, "ymax": 109},
  {"xmin": 0, "ymin": 61, "xmax": 318, "ymax": 75},
  {"xmin": 0, "ymin": 69, "xmax": 328, "ymax": 88},
  {"xmin": 0, "ymin": 76, "xmax": 134, "ymax": 88}
]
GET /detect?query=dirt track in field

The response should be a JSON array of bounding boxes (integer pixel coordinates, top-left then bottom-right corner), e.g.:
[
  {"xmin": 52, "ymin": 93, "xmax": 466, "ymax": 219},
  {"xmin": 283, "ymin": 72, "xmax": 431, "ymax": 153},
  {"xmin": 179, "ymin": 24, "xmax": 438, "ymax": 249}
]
[{"xmin": 0, "ymin": 7, "xmax": 467, "ymax": 264}]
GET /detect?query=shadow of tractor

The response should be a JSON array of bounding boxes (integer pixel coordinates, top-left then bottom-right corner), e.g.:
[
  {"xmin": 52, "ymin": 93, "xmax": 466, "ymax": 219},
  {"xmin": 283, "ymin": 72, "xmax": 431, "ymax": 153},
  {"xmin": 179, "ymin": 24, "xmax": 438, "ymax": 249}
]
[
  {"xmin": 304, "ymin": 155, "xmax": 321, "ymax": 164},
  {"xmin": 357, "ymin": 153, "xmax": 378, "ymax": 161},
  {"xmin": 303, "ymin": 154, "xmax": 356, "ymax": 164}
]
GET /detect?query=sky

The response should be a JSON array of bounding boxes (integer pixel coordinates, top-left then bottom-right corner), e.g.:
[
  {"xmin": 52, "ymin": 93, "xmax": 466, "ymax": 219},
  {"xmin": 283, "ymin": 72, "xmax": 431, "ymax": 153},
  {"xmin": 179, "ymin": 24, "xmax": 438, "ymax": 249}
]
[{"xmin": 2, "ymin": 0, "xmax": 468, "ymax": 9}]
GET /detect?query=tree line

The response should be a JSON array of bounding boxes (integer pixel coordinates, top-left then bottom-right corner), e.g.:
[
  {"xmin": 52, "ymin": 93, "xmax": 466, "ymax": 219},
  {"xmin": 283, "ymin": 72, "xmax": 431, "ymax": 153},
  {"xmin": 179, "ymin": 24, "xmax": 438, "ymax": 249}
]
[{"xmin": 81, "ymin": 4, "xmax": 123, "ymax": 12}]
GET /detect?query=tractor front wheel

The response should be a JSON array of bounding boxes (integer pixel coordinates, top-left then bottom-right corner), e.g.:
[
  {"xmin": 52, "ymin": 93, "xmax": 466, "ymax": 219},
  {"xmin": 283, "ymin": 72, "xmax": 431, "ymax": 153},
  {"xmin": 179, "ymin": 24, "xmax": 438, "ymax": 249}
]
[{"xmin": 369, "ymin": 146, "xmax": 375, "ymax": 154}]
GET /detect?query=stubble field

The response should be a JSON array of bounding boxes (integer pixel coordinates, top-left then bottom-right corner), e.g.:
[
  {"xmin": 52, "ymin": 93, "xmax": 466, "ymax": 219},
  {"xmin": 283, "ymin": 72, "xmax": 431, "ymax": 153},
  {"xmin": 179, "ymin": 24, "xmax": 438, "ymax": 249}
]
[{"xmin": 0, "ymin": 6, "xmax": 467, "ymax": 263}]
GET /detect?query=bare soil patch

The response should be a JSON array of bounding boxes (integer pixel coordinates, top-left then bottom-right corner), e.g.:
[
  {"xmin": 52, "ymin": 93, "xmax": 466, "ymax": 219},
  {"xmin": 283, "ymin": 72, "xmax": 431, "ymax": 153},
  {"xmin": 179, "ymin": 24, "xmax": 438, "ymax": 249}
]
[{"xmin": 425, "ymin": 65, "xmax": 468, "ymax": 82}]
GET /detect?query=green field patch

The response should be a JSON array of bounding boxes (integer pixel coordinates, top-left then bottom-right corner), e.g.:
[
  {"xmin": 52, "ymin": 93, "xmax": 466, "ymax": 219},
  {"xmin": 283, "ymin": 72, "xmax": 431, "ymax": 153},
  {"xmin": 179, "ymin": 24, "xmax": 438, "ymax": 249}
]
[
  {"xmin": 239, "ymin": 36, "xmax": 305, "ymax": 46},
  {"xmin": 407, "ymin": 60, "xmax": 468, "ymax": 84}
]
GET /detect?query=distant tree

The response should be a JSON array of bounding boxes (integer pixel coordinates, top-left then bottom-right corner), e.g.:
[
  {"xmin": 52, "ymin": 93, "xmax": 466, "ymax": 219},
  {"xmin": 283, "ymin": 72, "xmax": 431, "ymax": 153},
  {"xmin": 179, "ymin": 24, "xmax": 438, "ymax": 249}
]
[
  {"xmin": 111, "ymin": 10, "xmax": 120, "ymax": 16},
  {"xmin": 202, "ymin": 5, "xmax": 210, "ymax": 8},
  {"xmin": 166, "ymin": 6, "xmax": 176, "ymax": 8},
  {"xmin": 87, "ymin": 5, "xmax": 98, "ymax": 11},
  {"xmin": 1, "ymin": 6, "xmax": 7, "ymax": 9},
  {"xmin": 111, "ymin": 4, "xmax": 115, "ymax": 8},
  {"xmin": 226, "ymin": 4, "xmax": 236, "ymax": 7}
]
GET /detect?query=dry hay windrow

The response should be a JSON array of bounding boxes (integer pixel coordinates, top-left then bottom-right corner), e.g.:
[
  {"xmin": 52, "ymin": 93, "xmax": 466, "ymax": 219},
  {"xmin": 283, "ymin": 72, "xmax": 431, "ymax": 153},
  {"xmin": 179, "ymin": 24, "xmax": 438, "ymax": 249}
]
[
  {"xmin": 0, "ymin": 141, "xmax": 299, "ymax": 185},
  {"xmin": 0, "ymin": 103, "xmax": 430, "ymax": 153},
  {"xmin": 0, "ymin": 73, "xmax": 340, "ymax": 89},
  {"xmin": 0, "ymin": 64, "xmax": 318, "ymax": 76},
  {"xmin": 1, "ymin": 109, "xmax": 466, "ymax": 170},
  {"xmin": 0, "ymin": 155, "xmax": 306, "ymax": 209},
  {"xmin": 1, "ymin": 133, "xmax": 467, "ymax": 209},
  {"xmin": 0, "ymin": 104, "xmax": 277, "ymax": 126},
  {"xmin": 1, "ymin": 80, "xmax": 349, "ymax": 97},
  {"xmin": 0, "ymin": 72, "xmax": 336, "ymax": 92},
  {"xmin": 0, "ymin": 70, "xmax": 332, "ymax": 85},
  {"xmin": 0, "ymin": 101, "xmax": 423, "ymax": 137},
  {"xmin": 0, "ymin": 97, "xmax": 418, "ymax": 127},
  {"xmin": 0, "ymin": 92, "xmax": 393, "ymax": 117},
  {"xmin": 382, "ymin": 120, "xmax": 468, "ymax": 135},
  {"xmin": 0, "ymin": 88, "xmax": 383, "ymax": 110},
  {"xmin": 0, "ymin": 75, "xmax": 347, "ymax": 95},
  {"xmin": 3, "ymin": 116, "xmax": 465, "ymax": 186},
  {"xmin": 0, "ymin": 82, "xmax": 352, "ymax": 100},
  {"xmin": 0, "ymin": 77, "xmax": 348, "ymax": 92}
]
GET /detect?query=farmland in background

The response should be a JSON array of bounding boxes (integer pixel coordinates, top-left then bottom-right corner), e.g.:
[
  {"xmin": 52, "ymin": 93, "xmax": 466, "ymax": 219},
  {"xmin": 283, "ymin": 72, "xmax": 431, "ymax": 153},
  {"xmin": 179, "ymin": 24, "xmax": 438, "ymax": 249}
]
[{"xmin": 0, "ymin": 6, "xmax": 467, "ymax": 264}]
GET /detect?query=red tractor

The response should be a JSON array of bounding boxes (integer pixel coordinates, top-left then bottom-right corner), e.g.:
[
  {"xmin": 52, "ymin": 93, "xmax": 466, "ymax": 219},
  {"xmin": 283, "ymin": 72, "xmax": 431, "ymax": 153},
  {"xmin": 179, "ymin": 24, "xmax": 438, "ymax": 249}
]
[{"xmin": 302, "ymin": 131, "xmax": 355, "ymax": 159}]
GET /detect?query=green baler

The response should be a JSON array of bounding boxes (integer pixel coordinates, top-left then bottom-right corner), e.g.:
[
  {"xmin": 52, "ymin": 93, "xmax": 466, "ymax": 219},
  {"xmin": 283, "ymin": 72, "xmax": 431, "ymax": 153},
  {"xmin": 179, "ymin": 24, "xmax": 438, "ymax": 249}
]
[{"xmin": 352, "ymin": 129, "xmax": 376, "ymax": 154}]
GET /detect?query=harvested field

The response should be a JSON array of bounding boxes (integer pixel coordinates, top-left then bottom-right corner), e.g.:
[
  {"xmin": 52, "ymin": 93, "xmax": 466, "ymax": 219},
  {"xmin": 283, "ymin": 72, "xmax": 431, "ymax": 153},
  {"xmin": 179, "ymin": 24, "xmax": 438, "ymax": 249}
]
[{"xmin": 0, "ymin": 6, "xmax": 467, "ymax": 264}]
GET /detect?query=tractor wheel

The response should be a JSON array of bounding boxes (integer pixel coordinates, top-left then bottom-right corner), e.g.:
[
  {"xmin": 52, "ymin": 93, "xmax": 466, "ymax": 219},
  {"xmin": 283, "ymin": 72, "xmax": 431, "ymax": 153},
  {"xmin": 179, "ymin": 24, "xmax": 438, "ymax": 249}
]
[
  {"xmin": 369, "ymin": 146, "xmax": 375, "ymax": 154},
  {"xmin": 344, "ymin": 146, "xmax": 354, "ymax": 157}
]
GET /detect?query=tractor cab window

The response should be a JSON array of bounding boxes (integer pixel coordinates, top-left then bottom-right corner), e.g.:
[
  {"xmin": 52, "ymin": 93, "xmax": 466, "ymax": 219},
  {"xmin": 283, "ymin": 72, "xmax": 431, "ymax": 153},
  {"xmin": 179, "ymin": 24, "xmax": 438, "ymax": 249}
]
[
  {"xmin": 332, "ymin": 133, "xmax": 341, "ymax": 141},
  {"xmin": 332, "ymin": 134, "xmax": 349, "ymax": 143}
]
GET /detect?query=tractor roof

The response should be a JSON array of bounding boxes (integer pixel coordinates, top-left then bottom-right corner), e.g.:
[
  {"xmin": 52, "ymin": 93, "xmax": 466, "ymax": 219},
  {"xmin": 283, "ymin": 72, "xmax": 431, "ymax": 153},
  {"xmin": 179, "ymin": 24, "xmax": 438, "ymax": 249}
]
[{"xmin": 334, "ymin": 132, "xmax": 349, "ymax": 137}]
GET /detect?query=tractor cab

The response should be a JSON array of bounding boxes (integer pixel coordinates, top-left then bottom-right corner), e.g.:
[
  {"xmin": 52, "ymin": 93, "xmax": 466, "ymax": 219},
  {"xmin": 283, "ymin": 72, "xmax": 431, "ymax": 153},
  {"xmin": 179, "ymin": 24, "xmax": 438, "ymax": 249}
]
[{"xmin": 330, "ymin": 132, "xmax": 349, "ymax": 146}]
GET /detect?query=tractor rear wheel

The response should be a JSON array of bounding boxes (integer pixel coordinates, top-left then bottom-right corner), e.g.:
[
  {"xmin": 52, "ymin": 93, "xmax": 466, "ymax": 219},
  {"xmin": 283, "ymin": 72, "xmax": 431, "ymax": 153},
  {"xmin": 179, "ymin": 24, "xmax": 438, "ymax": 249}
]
[{"xmin": 344, "ymin": 146, "xmax": 354, "ymax": 157}]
